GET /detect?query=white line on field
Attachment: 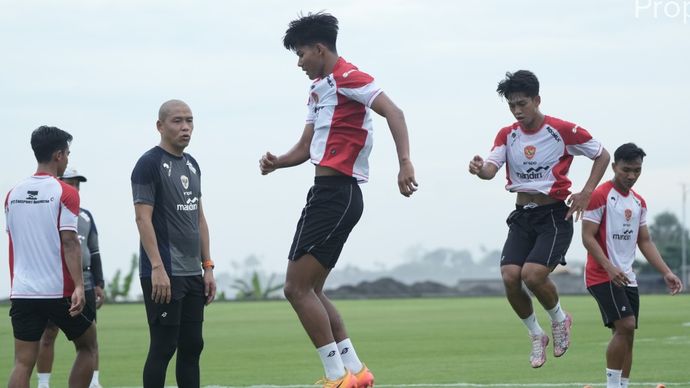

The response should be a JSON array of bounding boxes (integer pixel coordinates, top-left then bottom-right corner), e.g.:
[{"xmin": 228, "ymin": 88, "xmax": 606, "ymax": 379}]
[{"xmin": 112, "ymin": 382, "xmax": 689, "ymax": 388}]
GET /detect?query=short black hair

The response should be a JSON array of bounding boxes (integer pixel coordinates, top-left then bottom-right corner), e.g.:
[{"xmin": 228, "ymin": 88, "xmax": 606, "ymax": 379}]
[
  {"xmin": 30, "ymin": 125, "xmax": 72, "ymax": 163},
  {"xmin": 283, "ymin": 12, "xmax": 338, "ymax": 52},
  {"xmin": 614, "ymin": 143, "xmax": 646, "ymax": 163},
  {"xmin": 497, "ymin": 70, "xmax": 540, "ymax": 99}
]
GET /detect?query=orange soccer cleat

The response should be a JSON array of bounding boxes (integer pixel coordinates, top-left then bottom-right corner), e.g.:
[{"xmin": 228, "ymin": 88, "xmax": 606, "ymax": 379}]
[
  {"xmin": 316, "ymin": 370, "xmax": 357, "ymax": 388},
  {"xmin": 353, "ymin": 363, "xmax": 375, "ymax": 387}
]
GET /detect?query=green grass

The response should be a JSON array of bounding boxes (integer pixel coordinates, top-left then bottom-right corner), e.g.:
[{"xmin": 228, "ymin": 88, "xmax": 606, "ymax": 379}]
[{"xmin": 1, "ymin": 294, "xmax": 689, "ymax": 387}]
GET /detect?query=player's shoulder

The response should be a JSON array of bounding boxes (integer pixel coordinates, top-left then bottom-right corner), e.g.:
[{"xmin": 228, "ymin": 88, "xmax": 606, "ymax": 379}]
[
  {"xmin": 333, "ymin": 57, "xmax": 374, "ymax": 88},
  {"xmin": 544, "ymin": 116, "xmax": 579, "ymax": 133},
  {"xmin": 133, "ymin": 147, "xmax": 163, "ymax": 169},
  {"xmin": 184, "ymin": 152, "xmax": 199, "ymax": 166},
  {"xmin": 57, "ymin": 178, "xmax": 79, "ymax": 197},
  {"xmin": 80, "ymin": 207, "xmax": 94, "ymax": 218},
  {"xmin": 496, "ymin": 123, "xmax": 518, "ymax": 138},
  {"xmin": 590, "ymin": 181, "xmax": 614, "ymax": 206},
  {"xmin": 184, "ymin": 152, "xmax": 201, "ymax": 175},
  {"xmin": 631, "ymin": 189, "xmax": 647, "ymax": 208},
  {"xmin": 139, "ymin": 146, "xmax": 164, "ymax": 162}
]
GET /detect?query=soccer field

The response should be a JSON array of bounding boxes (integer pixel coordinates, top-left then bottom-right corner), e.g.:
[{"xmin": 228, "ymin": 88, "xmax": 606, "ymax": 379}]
[{"xmin": 1, "ymin": 295, "xmax": 689, "ymax": 387}]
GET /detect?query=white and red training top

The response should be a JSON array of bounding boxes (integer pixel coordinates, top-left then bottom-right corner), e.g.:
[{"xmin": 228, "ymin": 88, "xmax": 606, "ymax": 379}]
[
  {"xmin": 306, "ymin": 57, "xmax": 383, "ymax": 183},
  {"xmin": 485, "ymin": 116, "xmax": 603, "ymax": 200},
  {"xmin": 5, "ymin": 173, "xmax": 80, "ymax": 298},
  {"xmin": 583, "ymin": 181, "xmax": 647, "ymax": 287}
]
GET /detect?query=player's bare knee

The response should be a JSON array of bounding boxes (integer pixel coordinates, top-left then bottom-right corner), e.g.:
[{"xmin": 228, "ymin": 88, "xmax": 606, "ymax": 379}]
[
  {"xmin": 73, "ymin": 325, "xmax": 98, "ymax": 354},
  {"xmin": 614, "ymin": 317, "xmax": 636, "ymax": 336},
  {"xmin": 500, "ymin": 266, "xmax": 522, "ymax": 288},
  {"xmin": 283, "ymin": 282, "xmax": 309, "ymax": 302}
]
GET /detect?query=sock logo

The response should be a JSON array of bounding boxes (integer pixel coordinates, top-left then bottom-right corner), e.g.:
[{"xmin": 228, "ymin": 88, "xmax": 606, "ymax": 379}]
[
  {"xmin": 327, "ymin": 350, "xmax": 336, "ymax": 357},
  {"xmin": 607, "ymin": 372, "xmax": 612, "ymax": 377},
  {"xmin": 341, "ymin": 347, "xmax": 349, "ymax": 355}
]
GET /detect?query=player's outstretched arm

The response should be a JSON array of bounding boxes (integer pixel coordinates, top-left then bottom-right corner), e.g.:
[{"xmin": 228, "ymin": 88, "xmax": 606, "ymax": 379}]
[
  {"xmin": 61, "ymin": 230, "xmax": 86, "ymax": 316},
  {"xmin": 260, "ymin": 124, "xmax": 314, "ymax": 175},
  {"xmin": 370, "ymin": 92, "xmax": 418, "ymax": 197},
  {"xmin": 567, "ymin": 148, "xmax": 611, "ymax": 221},
  {"xmin": 582, "ymin": 220, "xmax": 630, "ymax": 287},
  {"xmin": 637, "ymin": 225, "xmax": 684, "ymax": 294},
  {"xmin": 468, "ymin": 155, "xmax": 498, "ymax": 180}
]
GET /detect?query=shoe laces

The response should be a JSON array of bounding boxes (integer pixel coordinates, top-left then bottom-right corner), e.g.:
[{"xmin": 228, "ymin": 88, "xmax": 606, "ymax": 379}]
[
  {"xmin": 552, "ymin": 320, "xmax": 568, "ymax": 345},
  {"xmin": 530, "ymin": 335, "xmax": 546, "ymax": 357}
]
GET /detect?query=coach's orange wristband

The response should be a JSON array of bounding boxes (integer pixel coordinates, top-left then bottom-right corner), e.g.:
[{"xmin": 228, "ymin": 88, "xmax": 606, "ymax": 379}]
[{"xmin": 202, "ymin": 259, "xmax": 215, "ymax": 270}]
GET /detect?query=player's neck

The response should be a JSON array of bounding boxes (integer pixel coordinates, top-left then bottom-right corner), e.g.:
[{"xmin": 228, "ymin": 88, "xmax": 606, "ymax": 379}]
[
  {"xmin": 35, "ymin": 163, "xmax": 59, "ymax": 177},
  {"xmin": 612, "ymin": 179, "xmax": 631, "ymax": 195},
  {"xmin": 158, "ymin": 142, "xmax": 185, "ymax": 157},
  {"xmin": 319, "ymin": 53, "xmax": 339, "ymax": 78},
  {"xmin": 523, "ymin": 113, "xmax": 545, "ymax": 132}
]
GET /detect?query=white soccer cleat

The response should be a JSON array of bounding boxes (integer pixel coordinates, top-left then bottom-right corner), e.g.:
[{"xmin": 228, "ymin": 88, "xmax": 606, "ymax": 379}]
[
  {"xmin": 529, "ymin": 333, "xmax": 549, "ymax": 368},
  {"xmin": 552, "ymin": 312, "xmax": 572, "ymax": 357}
]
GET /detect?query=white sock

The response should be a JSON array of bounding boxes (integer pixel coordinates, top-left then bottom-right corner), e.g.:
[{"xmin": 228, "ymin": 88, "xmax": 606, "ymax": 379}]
[
  {"xmin": 37, "ymin": 373, "xmax": 51, "ymax": 386},
  {"xmin": 546, "ymin": 301, "xmax": 567, "ymax": 322},
  {"xmin": 606, "ymin": 368, "xmax": 622, "ymax": 388},
  {"xmin": 337, "ymin": 338, "xmax": 363, "ymax": 373},
  {"xmin": 620, "ymin": 377, "xmax": 629, "ymax": 388},
  {"xmin": 90, "ymin": 370, "xmax": 100, "ymax": 386},
  {"xmin": 521, "ymin": 312, "xmax": 545, "ymax": 336},
  {"xmin": 317, "ymin": 342, "xmax": 346, "ymax": 380}
]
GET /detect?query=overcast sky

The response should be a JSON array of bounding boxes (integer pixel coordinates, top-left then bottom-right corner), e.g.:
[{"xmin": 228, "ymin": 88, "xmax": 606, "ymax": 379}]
[{"xmin": 2, "ymin": 0, "xmax": 689, "ymax": 296}]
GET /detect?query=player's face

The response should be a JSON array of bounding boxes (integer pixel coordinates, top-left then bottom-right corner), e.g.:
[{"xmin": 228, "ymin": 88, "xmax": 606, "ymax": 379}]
[
  {"xmin": 612, "ymin": 158, "xmax": 643, "ymax": 192},
  {"xmin": 157, "ymin": 103, "xmax": 193, "ymax": 152},
  {"xmin": 507, "ymin": 93, "xmax": 541, "ymax": 128},
  {"xmin": 296, "ymin": 44, "xmax": 325, "ymax": 80},
  {"xmin": 55, "ymin": 147, "xmax": 70, "ymax": 177}
]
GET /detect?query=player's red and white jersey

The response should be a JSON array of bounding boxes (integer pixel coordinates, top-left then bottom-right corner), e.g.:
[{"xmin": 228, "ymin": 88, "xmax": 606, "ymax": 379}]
[
  {"xmin": 4, "ymin": 173, "xmax": 80, "ymax": 298},
  {"xmin": 305, "ymin": 57, "xmax": 383, "ymax": 183},
  {"xmin": 583, "ymin": 181, "xmax": 647, "ymax": 287},
  {"xmin": 485, "ymin": 116, "xmax": 603, "ymax": 200}
]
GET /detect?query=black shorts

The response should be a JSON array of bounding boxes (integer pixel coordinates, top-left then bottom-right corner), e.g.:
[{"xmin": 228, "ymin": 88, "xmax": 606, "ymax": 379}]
[
  {"xmin": 500, "ymin": 201, "xmax": 573, "ymax": 269},
  {"xmin": 141, "ymin": 275, "xmax": 205, "ymax": 326},
  {"xmin": 46, "ymin": 289, "xmax": 97, "ymax": 330},
  {"xmin": 588, "ymin": 282, "xmax": 640, "ymax": 328},
  {"xmin": 288, "ymin": 176, "xmax": 364, "ymax": 269},
  {"xmin": 9, "ymin": 298, "xmax": 93, "ymax": 341}
]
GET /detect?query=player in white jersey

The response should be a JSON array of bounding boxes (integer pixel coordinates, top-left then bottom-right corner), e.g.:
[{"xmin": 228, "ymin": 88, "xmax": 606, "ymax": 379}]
[
  {"xmin": 469, "ymin": 70, "xmax": 610, "ymax": 368},
  {"xmin": 5, "ymin": 126, "xmax": 97, "ymax": 388},
  {"xmin": 582, "ymin": 143, "xmax": 683, "ymax": 388},
  {"xmin": 260, "ymin": 12, "xmax": 417, "ymax": 388}
]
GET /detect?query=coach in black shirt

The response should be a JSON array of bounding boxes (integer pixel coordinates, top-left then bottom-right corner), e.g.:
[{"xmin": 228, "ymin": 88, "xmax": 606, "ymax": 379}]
[{"xmin": 131, "ymin": 99, "xmax": 216, "ymax": 388}]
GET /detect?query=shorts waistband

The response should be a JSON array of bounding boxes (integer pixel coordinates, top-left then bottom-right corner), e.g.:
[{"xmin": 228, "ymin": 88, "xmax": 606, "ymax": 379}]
[
  {"xmin": 314, "ymin": 176, "xmax": 358, "ymax": 186},
  {"xmin": 515, "ymin": 201, "xmax": 567, "ymax": 211}
]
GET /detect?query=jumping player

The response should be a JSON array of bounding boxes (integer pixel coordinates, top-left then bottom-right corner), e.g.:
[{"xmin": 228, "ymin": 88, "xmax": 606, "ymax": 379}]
[
  {"xmin": 260, "ymin": 12, "xmax": 418, "ymax": 388},
  {"xmin": 468, "ymin": 70, "xmax": 610, "ymax": 368}
]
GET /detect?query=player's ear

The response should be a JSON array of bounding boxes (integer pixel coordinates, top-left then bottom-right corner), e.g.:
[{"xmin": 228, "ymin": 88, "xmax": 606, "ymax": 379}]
[
  {"xmin": 315, "ymin": 43, "xmax": 326, "ymax": 56},
  {"xmin": 534, "ymin": 95, "xmax": 541, "ymax": 106}
]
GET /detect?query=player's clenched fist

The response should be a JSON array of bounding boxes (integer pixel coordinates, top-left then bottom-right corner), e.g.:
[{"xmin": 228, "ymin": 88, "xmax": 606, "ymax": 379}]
[
  {"xmin": 469, "ymin": 155, "xmax": 484, "ymax": 175},
  {"xmin": 260, "ymin": 152, "xmax": 279, "ymax": 175}
]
